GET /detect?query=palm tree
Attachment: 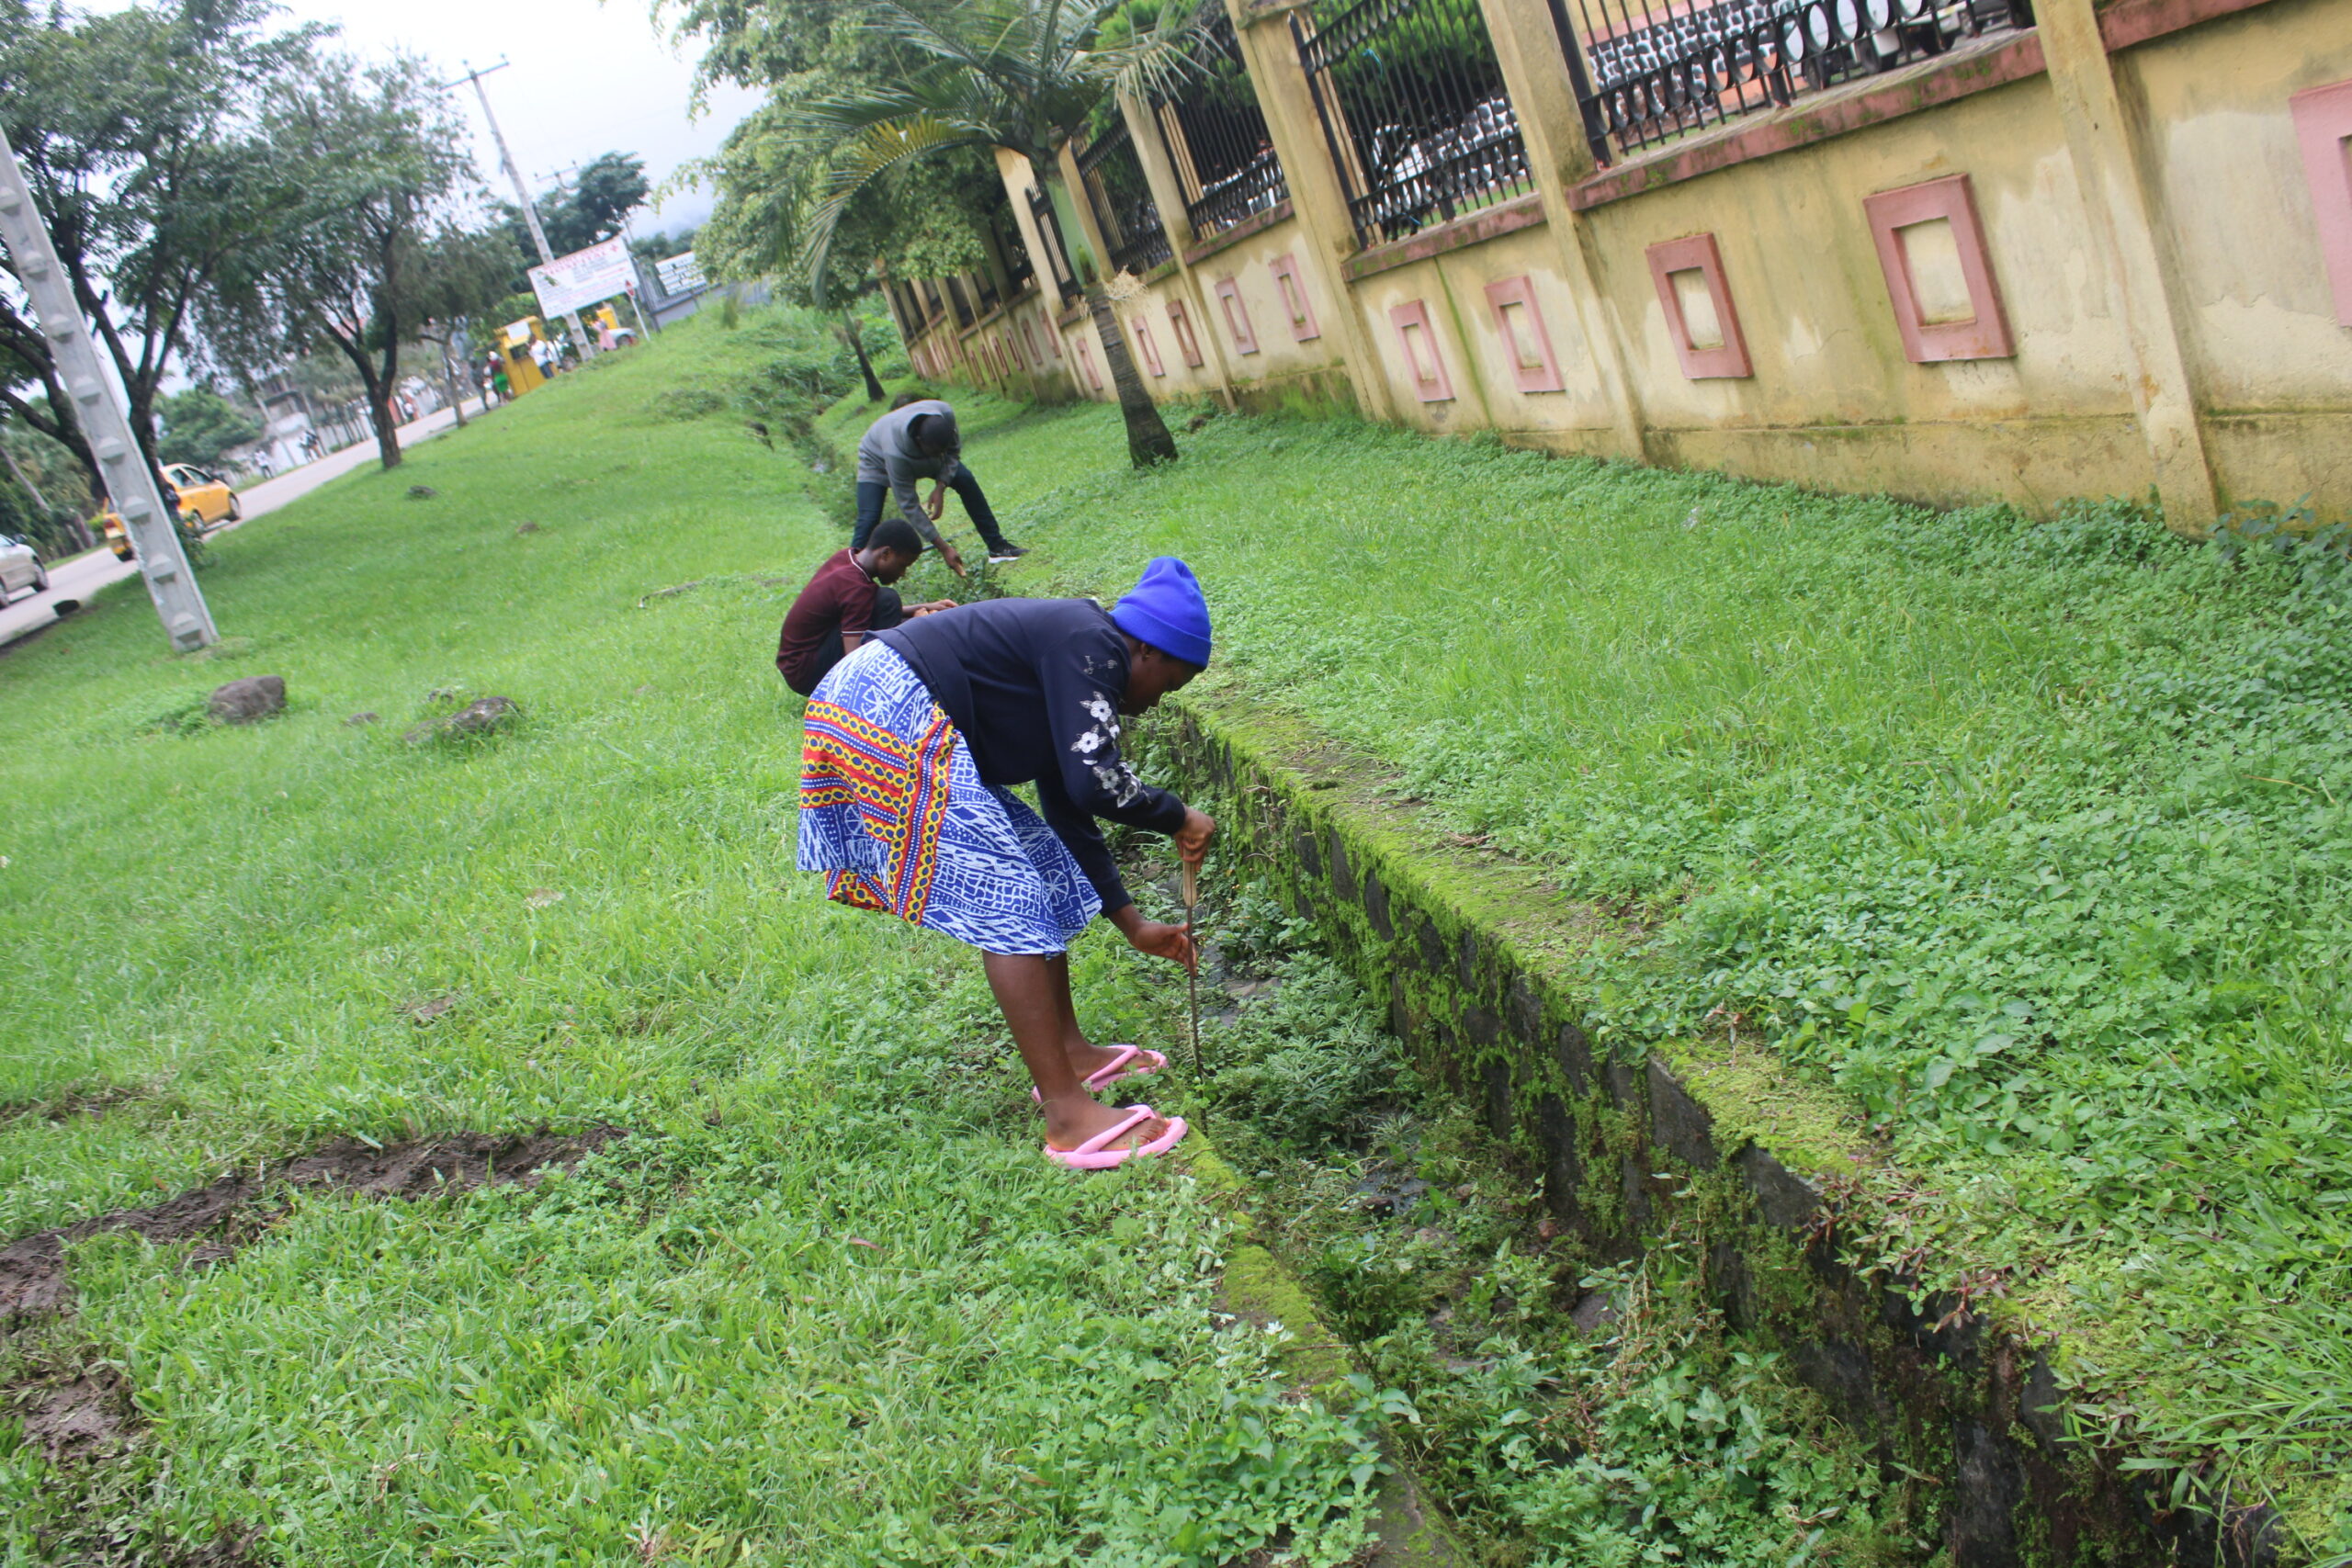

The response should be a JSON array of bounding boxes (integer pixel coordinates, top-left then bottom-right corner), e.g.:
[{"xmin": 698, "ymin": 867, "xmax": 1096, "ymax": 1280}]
[{"xmin": 794, "ymin": 0, "xmax": 1211, "ymax": 468}]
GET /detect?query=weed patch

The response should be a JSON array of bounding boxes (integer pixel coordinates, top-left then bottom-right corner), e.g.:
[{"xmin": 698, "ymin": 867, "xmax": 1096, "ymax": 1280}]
[
  {"xmin": 931, "ymin": 399, "xmax": 2352, "ymax": 1544},
  {"xmin": 1125, "ymin": 840, "xmax": 1931, "ymax": 1567}
]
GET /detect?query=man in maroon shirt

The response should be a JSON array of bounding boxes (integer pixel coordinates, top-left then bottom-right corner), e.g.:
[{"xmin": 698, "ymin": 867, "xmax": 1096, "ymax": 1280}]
[{"xmin": 775, "ymin": 518, "xmax": 955, "ymax": 695}]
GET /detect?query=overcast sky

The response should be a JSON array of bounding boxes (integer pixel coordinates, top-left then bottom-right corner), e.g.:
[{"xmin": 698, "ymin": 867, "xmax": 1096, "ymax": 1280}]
[{"xmin": 267, "ymin": 0, "xmax": 765, "ymax": 244}]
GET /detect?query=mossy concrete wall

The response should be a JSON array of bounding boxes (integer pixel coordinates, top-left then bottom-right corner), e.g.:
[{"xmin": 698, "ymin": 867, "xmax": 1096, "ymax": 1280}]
[{"xmin": 1150, "ymin": 694, "xmax": 2285, "ymax": 1568}]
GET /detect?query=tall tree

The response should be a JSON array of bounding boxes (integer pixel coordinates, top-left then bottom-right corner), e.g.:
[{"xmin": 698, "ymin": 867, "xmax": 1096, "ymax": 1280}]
[
  {"xmin": 673, "ymin": 0, "xmax": 1011, "ymax": 394},
  {"xmin": 214, "ymin": 51, "xmax": 483, "ymax": 470},
  {"xmin": 0, "ymin": 0, "xmax": 318, "ymax": 494},
  {"xmin": 782, "ymin": 0, "xmax": 1209, "ymax": 468},
  {"xmin": 156, "ymin": 387, "xmax": 265, "ymax": 469}
]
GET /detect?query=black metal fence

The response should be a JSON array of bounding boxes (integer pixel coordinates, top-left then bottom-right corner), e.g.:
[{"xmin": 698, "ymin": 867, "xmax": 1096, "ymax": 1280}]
[
  {"xmin": 1558, "ymin": 0, "xmax": 2033, "ymax": 162},
  {"xmin": 991, "ymin": 194, "xmax": 1035, "ymax": 294},
  {"xmin": 1076, "ymin": 119, "xmax": 1175, "ymax": 276},
  {"xmin": 1155, "ymin": 6, "xmax": 1290, "ymax": 240},
  {"xmin": 1027, "ymin": 185, "xmax": 1082, "ymax": 304},
  {"xmin": 1294, "ymin": 0, "xmax": 1535, "ymax": 247}
]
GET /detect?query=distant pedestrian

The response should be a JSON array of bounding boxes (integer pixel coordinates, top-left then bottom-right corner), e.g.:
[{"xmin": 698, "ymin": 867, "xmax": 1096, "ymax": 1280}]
[{"xmin": 531, "ymin": 338, "xmax": 557, "ymax": 379}]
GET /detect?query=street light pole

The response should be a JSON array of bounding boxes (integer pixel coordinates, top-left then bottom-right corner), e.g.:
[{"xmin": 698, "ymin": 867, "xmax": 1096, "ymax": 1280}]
[
  {"xmin": 444, "ymin": 60, "xmax": 596, "ymax": 359},
  {"xmin": 0, "ymin": 121, "xmax": 215, "ymax": 651}
]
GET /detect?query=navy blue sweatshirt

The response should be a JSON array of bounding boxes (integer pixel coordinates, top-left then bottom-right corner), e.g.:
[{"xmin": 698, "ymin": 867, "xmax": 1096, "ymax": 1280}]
[{"xmin": 875, "ymin": 598, "xmax": 1187, "ymax": 912}]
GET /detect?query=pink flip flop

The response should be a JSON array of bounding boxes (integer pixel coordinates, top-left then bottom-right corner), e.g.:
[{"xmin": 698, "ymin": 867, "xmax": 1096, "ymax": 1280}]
[
  {"xmin": 1044, "ymin": 1105, "xmax": 1189, "ymax": 1170},
  {"xmin": 1030, "ymin": 1043, "xmax": 1168, "ymax": 1103}
]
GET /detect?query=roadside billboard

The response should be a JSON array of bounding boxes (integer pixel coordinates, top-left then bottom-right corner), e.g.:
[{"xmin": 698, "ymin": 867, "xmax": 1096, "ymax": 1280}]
[
  {"xmin": 655, "ymin": 251, "xmax": 706, "ymax": 296},
  {"xmin": 528, "ymin": 236, "xmax": 636, "ymax": 320}
]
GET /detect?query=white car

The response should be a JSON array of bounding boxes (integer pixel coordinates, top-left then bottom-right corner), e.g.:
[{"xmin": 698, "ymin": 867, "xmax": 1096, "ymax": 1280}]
[{"xmin": 0, "ymin": 534, "xmax": 49, "ymax": 604}]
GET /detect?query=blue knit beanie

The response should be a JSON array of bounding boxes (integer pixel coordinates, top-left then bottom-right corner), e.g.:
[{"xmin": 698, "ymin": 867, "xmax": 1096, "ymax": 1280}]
[{"xmin": 1111, "ymin": 556, "xmax": 1213, "ymax": 669}]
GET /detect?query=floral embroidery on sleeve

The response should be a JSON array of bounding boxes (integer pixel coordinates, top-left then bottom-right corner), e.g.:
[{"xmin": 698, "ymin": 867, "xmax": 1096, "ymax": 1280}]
[{"xmin": 1069, "ymin": 694, "xmax": 1148, "ymax": 806}]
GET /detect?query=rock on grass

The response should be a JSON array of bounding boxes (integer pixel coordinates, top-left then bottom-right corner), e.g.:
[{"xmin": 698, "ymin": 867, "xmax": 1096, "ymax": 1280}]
[
  {"xmin": 207, "ymin": 676, "xmax": 285, "ymax": 725},
  {"xmin": 402, "ymin": 694, "xmax": 520, "ymax": 745}
]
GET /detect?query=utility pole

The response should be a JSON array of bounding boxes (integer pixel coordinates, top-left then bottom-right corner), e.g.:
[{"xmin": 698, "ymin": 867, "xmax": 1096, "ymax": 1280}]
[
  {"xmin": 0, "ymin": 122, "xmax": 215, "ymax": 651},
  {"xmin": 443, "ymin": 60, "xmax": 596, "ymax": 359}
]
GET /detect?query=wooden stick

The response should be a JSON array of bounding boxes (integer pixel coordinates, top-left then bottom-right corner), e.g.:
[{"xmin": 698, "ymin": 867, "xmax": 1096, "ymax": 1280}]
[{"xmin": 1182, "ymin": 859, "xmax": 1202, "ymax": 1074}]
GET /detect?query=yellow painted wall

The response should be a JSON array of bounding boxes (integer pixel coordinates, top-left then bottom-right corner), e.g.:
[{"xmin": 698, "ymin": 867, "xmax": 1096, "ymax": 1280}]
[{"xmin": 901, "ymin": 0, "xmax": 2348, "ymax": 516}]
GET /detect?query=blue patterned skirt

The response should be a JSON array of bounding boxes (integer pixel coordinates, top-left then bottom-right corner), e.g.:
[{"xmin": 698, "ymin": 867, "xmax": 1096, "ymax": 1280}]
[{"xmin": 797, "ymin": 641, "xmax": 1101, "ymax": 954}]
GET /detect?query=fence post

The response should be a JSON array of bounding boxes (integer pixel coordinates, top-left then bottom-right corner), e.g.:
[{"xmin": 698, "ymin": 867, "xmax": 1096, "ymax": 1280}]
[
  {"xmin": 994, "ymin": 148, "xmax": 1086, "ymax": 400},
  {"xmin": 1220, "ymin": 0, "xmax": 1397, "ymax": 422},
  {"xmin": 1471, "ymin": 0, "xmax": 1651, "ymax": 463},
  {"xmin": 1118, "ymin": 91, "xmax": 1243, "ymax": 409},
  {"xmin": 2036, "ymin": 0, "xmax": 2219, "ymax": 534}
]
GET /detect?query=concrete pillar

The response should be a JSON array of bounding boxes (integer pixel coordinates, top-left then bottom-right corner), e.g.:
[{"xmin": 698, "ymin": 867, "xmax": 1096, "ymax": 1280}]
[
  {"xmin": 1118, "ymin": 92, "xmax": 1242, "ymax": 406},
  {"xmin": 1222, "ymin": 0, "xmax": 1397, "ymax": 421},
  {"xmin": 993, "ymin": 147, "xmax": 1083, "ymax": 399},
  {"xmin": 1473, "ymin": 0, "xmax": 1651, "ymax": 462},
  {"xmin": 2037, "ymin": 0, "xmax": 2219, "ymax": 533}
]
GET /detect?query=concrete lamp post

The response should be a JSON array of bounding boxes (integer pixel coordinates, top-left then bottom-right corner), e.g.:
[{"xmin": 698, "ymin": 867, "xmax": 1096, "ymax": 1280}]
[{"xmin": 0, "ymin": 121, "xmax": 217, "ymax": 652}]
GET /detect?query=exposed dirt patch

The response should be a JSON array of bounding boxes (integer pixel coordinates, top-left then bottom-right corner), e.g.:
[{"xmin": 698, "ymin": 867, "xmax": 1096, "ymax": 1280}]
[
  {"xmin": 7, "ymin": 1362, "xmax": 140, "ymax": 1464},
  {"xmin": 0, "ymin": 1128, "xmax": 628, "ymax": 1562},
  {"xmin": 0, "ymin": 1081, "xmax": 151, "ymax": 1127},
  {"xmin": 0, "ymin": 1126, "xmax": 626, "ymax": 1324}
]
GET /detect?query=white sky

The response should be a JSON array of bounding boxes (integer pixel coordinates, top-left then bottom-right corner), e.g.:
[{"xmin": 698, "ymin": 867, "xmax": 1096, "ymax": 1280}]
[{"xmin": 267, "ymin": 0, "xmax": 766, "ymax": 239}]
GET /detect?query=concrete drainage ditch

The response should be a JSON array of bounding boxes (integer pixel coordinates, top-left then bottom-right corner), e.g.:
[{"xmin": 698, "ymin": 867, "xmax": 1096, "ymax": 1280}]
[{"xmin": 1145, "ymin": 695, "xmax": 2279, "ymax": 1568}]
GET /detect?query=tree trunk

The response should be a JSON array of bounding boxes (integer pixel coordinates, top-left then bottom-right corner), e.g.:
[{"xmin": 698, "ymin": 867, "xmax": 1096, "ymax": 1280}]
[
  {"xmin": 367, "ymin": 393, "xmax": 403, "ymax": 470},
  {"xmin": 433, "ymin": 336, "xmax": 467, "ymax": 429},
  {"xmin": 841, "ymin": 308, "xmax": 887, "ymax": 403},
  {"xmin": 1041, "ymin": 169, "xmax": 1177, "ymax": 468},
  {"xmin": 320, "ymin": 313, "xmax": 403, "ymax": 470}
]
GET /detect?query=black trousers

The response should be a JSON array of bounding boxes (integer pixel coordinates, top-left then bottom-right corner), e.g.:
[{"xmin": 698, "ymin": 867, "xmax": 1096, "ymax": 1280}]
[
  {"xmin": 853, "ymin": 470, "xmax": 1012, "ymax": 552},
  {"xmin": 796, "ymin": 588, "xmax": 903, "ymax": 695}
]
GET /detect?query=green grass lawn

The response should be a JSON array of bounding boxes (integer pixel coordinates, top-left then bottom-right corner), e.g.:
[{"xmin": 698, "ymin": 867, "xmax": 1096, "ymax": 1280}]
[
  {"xmin": 10, "ymin": 301, "xmax": 2351, "ymax": 1561},
  {"xmin": 0, "ymin": 316, "xmax": 1382, "ymax": 1564},
  {"xmin": 855, "ymin": 400, "xmax": 2352, "ymax": 1551}
]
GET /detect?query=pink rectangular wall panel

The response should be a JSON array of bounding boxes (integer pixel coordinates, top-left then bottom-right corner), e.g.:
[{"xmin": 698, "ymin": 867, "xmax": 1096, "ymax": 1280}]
[
  {"xmin": 1077, "ymin": 333, "xmax": 1102, "ymax": 391},
  {"xmin": 1387, "ymin": 299, "xmax": 1455, "ymax": 402},
  {"xmin": 1863, "ymin": 175, "xmax": 2015, "ymax": 363},
  {"xmin": 1645, "ymin": 233, "xmax": 1752, "ymax": 379},
  {"xmin": 2291, "ymin": 79, "xmax": 2352, "ymax": 326},
  {"xmin": 1481, "ymin": 276, "xmax": 1566, "ymax": 392},
  {"xmin": 1133, "ymin": 315, "xmax": 1165, "ymax": 377},
  {"xmin": 1168, "ymin": 299, "xmax": 1204, "ymax": 367},
  {"xmin": 1215, "ymin": 276, "xmax": 1260, "ymax": 355},
  {"xmin": 1269, "ymin": 254, "xmax": 1320, "ymax": 341}
]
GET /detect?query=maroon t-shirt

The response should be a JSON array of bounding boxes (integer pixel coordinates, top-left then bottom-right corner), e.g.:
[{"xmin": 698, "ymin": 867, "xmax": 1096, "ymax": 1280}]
[{"xmin": 775, "ymin": 548, "xmax": 878, "ymax": 694}]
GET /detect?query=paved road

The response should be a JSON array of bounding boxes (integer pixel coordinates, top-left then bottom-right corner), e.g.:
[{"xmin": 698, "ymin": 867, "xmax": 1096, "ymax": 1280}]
[{"xmin": 0, "ymin": 400, "xmax": 482, "ymax": 650}]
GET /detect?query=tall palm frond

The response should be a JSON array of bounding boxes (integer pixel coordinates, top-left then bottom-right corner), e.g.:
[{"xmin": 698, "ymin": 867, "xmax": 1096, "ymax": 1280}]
[
  {"xmin": 800, "ymin": 110, "xmax": 999, "ymax": 295},
  {"xmin": 786, "ymin": 0, "xmax": 1217, "ymax": 467}
]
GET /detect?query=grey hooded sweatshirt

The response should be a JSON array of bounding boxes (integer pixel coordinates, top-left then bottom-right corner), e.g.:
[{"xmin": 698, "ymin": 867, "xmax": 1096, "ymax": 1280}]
[{"xmin": 854, "ymin": 400, "xmax": 963, "ymax": 549}]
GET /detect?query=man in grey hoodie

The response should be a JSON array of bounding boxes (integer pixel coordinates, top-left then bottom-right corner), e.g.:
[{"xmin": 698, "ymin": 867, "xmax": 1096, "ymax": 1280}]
[{"xmin": 852, "ymin": 399, "xmax": 1024, "ymax": 574}]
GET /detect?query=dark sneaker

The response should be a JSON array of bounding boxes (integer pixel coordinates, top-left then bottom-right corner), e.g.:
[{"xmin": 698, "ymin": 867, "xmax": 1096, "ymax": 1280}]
[{"xmin": 987, "ymin": 543, "xmax": 1028, "ymax": 562}]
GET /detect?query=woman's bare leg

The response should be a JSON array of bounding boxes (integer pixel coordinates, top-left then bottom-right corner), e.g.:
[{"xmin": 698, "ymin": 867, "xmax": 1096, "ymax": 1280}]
[
  {"xmin": 1044, "ymin": 953, "xmax": 1128, "ymax": 1082},
  {"xmin": 986, "ymin": 952, "xmax": 1167, "ymax": 1151}
]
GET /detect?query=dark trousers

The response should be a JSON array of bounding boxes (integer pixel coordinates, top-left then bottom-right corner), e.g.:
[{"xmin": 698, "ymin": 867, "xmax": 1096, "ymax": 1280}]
[
  {"xmin": 853, "ymin": 470, "xmax": 1012, "ymax": 552},
  {"xmin": 794, "ymin": 588, "xmax": 903, "ymax": 696}
]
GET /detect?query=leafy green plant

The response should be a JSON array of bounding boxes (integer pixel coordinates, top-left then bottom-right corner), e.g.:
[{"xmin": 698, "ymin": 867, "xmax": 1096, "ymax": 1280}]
[{"xmin": 971, "ymin": 401, "xmax": 2352, "ymax": 1535}]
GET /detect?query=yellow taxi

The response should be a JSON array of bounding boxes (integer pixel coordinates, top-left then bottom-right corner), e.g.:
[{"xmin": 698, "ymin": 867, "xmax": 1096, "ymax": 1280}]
[
  {"xmin": 162, "ymin": 463, "xmax": 241, "ymax": 528},
  {"xmin": 95, "ymin": 506, "xmax": 133, "ymax": 561}
]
